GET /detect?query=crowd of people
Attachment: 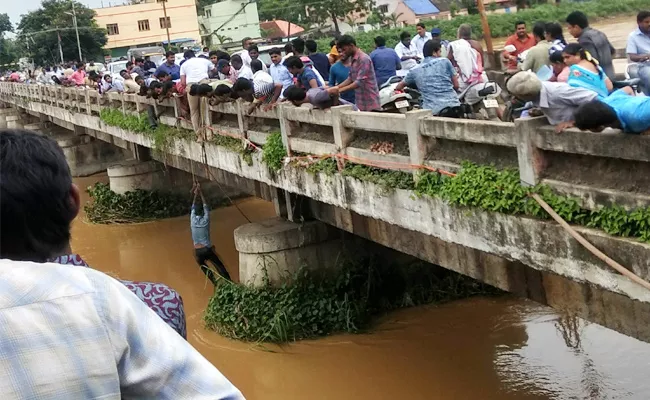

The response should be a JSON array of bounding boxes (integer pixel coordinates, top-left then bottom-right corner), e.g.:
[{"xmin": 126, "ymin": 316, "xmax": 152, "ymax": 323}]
[{"xmin": 3, "ymin": 11, "xmax": 649, "ymax": 136}]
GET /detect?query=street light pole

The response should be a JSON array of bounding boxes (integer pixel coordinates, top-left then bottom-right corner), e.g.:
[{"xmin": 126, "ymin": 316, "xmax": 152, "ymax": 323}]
[
  {"xmin": 71, "ymin": 1, "xmax": 82, "ymax": 61},
  {"xmin": 58, "ymin": 31, "xmax": 65, "ymax": 64}
]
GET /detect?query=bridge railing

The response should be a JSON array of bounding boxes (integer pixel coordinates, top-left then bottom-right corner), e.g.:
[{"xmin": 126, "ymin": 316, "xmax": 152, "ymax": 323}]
[{"xmin": 1, "ymin": 82, "xmax": 648, "ymax": 210}]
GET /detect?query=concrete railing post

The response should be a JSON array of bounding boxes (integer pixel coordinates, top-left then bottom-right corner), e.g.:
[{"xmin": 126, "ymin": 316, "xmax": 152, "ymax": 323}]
[
  {"xmin": 331, "ymin": 105, "xmax": 354, "ymax": 171},
  {"xmin": 235, "ymin": 98, "xmax": 248, "ymax": 138},
  {"xmin": 405, "ymin": 109, "xmax": 432, "ymax": 179},
  {"xmin": 277, "ymin": 103, "xmax": 293, "ymax": 156},
  {"xmin": 514, "ymin": 117, "xmax": 548, "ymax": 186}
]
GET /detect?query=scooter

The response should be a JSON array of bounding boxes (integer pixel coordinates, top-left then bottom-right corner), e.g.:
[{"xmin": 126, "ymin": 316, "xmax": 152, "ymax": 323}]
[
  {"xmin": 379, "ymin": 76, "xmax": 419, "ymax": 113},
  {"xmin": 458, "ymin": 81, "xmax": 502, "ymax": 120}
]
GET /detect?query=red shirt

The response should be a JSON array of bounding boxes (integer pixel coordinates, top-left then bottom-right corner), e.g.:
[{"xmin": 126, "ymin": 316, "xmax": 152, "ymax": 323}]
[
  {"xmin": 69, "ymin": 69, "xmax": 86, "ymax": 86},
  {"xmin": 504, "ymin": 34, "xmax": 535, "ymax": 69}
]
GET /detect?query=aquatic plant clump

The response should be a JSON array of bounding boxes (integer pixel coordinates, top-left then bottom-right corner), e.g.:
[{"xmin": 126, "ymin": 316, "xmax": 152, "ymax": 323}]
[{"xmin": 203, "ymin": 257, "xmax": 499, "ymax": 343}]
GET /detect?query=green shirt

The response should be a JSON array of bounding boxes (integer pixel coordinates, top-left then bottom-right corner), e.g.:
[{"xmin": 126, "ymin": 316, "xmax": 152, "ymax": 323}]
[{"xmin": 519, "ymin": 40, "xmax": 551, "ymax": 74}]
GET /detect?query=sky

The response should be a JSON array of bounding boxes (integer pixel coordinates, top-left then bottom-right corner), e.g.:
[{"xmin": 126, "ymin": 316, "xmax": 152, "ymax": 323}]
[{"xmin": 5, "ymin": 0, "xmax": 108, "ymax": 29}]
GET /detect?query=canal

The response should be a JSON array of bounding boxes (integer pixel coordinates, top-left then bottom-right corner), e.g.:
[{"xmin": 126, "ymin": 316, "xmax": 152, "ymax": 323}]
[{"xmin": 72, "ymin": 175, "xmax": 650, "ymax": 399}]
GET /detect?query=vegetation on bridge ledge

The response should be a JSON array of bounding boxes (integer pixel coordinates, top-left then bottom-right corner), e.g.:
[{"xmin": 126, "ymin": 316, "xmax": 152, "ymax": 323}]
[{"xmin": 204, "ymin": 255, "xmax": 499, "ymax": 343}]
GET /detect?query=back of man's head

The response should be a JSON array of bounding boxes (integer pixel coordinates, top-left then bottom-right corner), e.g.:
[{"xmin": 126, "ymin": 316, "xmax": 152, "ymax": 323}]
[
  {"xmin": 305, "ymin": 39, "xmax": 318, "ymax": 53},
  {"xmin": 532, "ymin": 21, "xmax": 545, "ymax": 40},
  {"xmin": 506, "ymin": 70, "xmax": 543, "ymax": 99},
  {"xmin": 458, "ymin": 24, "xmax": 472, "ymax": 40},
  {"xmin": 251, "ymin": 59, "xmax": 263, "ymax": 73},
  {"xmin": 283, "ymin": 85, "xmax": 307, "ymax": 102},
  {"xmin": 292, "ymin": 38, "xmax": 305, "ymax": 54},
  {"xmin": 423, "ymin": 39, "xmax": 441, "ymax": 57},
  {"xmin": 0, "ymin": 131, "xmax": 78, "ymax": 262},
  {"xmin": 566, "ymin": 11, "xmax": 589, "ymax": 29}
]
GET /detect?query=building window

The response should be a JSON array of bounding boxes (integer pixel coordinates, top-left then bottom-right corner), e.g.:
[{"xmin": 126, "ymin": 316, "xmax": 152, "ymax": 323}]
[
  {"xmin": 138, "ymin": 19, "xmax": 150, "ymax": 31},
  {"xmin": 106, "ymin": 23, "xmax": 119, "ymax": 35},
  {"xmin": 159, "ymin": 17, "xmax": 171, "ymax": 29},
  {"xmin": 204, "ymin": 9, "xmax": 212, "ymax": 17},
  {"xmin": 378, "ymin": 4, "xmax": 388, "ymax": 13}
]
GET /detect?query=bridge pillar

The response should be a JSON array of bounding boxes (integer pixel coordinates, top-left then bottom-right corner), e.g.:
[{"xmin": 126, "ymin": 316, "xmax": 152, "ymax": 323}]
[
  {"xmin": 234, "ymin": 217, "xmax": 343, "ymax": 286},
  {"xmin": 56, "ymin": 134, "xmax": 132, "ymax": 177},
  {"xmin": 269, "ymin": 187, "xmax": 311, "ymax": 222},
  {"xmin": 107, "ymin": 160, "xmax": 168, "ymax": 195}
]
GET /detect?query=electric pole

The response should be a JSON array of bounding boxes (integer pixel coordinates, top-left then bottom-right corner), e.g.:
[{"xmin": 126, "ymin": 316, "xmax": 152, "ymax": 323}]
[
  {"xmin": 71, "ymin": 1, "xmax": 82, "ymax": 61},
  {"xmin": 162, "ymin": 0, "xmax": 171, "ymax": 50},
  {"xmin": 58, "ymin": 32, "xmax": 65, "ymax": 64}
]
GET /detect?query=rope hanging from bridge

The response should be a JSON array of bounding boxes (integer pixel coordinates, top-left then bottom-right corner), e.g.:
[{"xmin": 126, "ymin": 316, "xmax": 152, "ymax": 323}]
[{"xmin": 180, "ymin": 117, "xmax": 650, "ymax": 291}]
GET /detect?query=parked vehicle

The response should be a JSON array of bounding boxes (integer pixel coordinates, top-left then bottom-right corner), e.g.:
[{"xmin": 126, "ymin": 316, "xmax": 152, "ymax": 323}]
[
  {"xmin": 379, "ymin": 76, "xmax": 419, "ymax": 113},
  {"xmin": 458, "ymin": 81, "xmax": 502, "ymax": 120}
]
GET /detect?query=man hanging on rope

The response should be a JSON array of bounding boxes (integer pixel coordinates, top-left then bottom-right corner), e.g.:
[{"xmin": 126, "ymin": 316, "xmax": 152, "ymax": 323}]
[{"xmin": 191, "ymin": 182, "xmax": 232, "ymax": 283}]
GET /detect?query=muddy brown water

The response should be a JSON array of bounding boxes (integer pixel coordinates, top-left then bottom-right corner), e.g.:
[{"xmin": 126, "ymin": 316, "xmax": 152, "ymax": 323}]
[{"xmin": 72, "ymin": 175, "xmax": 650, "ymax": 399}]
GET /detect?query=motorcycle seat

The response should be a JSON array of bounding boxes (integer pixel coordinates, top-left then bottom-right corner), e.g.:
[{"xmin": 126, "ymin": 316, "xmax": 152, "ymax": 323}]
[{"xmin": 612, "ymin": 78, "xmax": 641, "ymax": 89}]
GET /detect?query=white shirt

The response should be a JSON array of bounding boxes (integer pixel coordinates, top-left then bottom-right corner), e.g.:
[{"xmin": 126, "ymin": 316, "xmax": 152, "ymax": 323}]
[
  {"xmin": 0, "ymin": 259, "xmax": 243, "ymax": 399},
  {"xmin": 235, "ymin": 65, "xmax": 254, "ymax": 80},
  {"xmin": 395, "ymin": 41, "xmax": 419, "ymax": 72},
  {"xmin": 240, "ymin": 49, "xmax": 252, "ymax": 67},
  {"xmin": 411, "ymin": 32, "xmax": 433, "ymax": 58},
  {"xmin": 179, "ymin": 57, "xmax": 214, "ymax": 84}
]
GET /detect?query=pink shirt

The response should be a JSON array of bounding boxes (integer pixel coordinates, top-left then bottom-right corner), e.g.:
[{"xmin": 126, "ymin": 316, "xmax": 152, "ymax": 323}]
[
  {"xmin": 556, "ymin": 66, "xmax": 570, "ymax": 83},
  {"xmin": 70, "ymin": 69, "xmax": 86, "ymax": 85}
]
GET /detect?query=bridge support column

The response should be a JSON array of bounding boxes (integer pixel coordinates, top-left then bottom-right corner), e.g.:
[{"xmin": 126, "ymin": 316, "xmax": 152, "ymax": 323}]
[
  {"xmin": 270, "ymin": 187, "xmax": 311, "ymax": 222},
  {"xmin": 107, "ymin": 160, "xmax": 167, "ymax": 194},
  {"xmin": 234, "ymin": 217, "xmax": 343, "ymax": 286},
  {"xmin": 56, "ymin": 134, "xmax": 132, "ymax": 177}
]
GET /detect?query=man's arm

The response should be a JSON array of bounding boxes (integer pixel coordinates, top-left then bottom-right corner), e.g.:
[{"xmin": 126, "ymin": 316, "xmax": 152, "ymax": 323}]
[
  {"xmin": 627, "ymin": 37, "xmax": 650, "ymax": 62},
  {"xmin": 93, "ymin": 269, "xmax": 243, "ymax": 399},
  {"xmin": 308, "ymin": 78, "xmax": 319, "ymax": 89}
]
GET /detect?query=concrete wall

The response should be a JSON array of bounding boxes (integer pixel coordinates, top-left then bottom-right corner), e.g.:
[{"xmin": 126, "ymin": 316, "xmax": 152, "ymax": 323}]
[{"xmin": 199, "ymin": 0, "xmax": 261, "ymax": 44}]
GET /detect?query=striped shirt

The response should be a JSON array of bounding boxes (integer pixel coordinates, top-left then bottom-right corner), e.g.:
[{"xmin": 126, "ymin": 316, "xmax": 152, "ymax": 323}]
[{"xmin": 0, "ymin": 259, "xmax": 244, "ymax": 399}]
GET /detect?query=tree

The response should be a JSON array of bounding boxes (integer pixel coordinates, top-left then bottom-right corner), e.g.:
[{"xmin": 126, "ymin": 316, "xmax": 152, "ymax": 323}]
[
  {"xmin": 308, "ymin": 0, "xmax": 374, "ymax": 34},
  {"xmin": 344, "ymin": 15, "xmax": 358, "ymax": 32},
  {"xmin": 385, "ymin": 12, "xmax": 403, "ymax": 28},
  {"xmin": 17, "ymin": 0, "xmax": 107, "ymax": 66},
  {"xmin": 258, "ymin": 0, "xmax": 308, "ymax": 25},
  {"xmin": 0, "ymin": 13, "xmax": 18, "ymax": 69},
  {"xmin": 366, "ymin": 12, "xmax": 386, "ymax": 28}
]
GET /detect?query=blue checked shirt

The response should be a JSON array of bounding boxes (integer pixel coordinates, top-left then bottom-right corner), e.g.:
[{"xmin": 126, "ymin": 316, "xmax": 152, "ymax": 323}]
[{"xmin": 0, "ymin": 259, "xmax": 244, "ymax": 399}]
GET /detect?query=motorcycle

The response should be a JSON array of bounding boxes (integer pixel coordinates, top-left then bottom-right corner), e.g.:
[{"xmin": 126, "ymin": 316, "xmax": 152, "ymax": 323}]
[
  {"xmin": 457, "ymin": 81, "xmax": 502, "ymax": 120},
  {"xmin": 379, "ymin": 76, "xmax": 420, "ymax": 113}
]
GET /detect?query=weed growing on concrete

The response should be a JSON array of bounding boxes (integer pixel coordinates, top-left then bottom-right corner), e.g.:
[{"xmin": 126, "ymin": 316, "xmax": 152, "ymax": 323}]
[
  {"xmin": 262, "ymin": 132, "xmax": 286, "ymax": 172},
  {"xmin": 209, "ymin": 134, "xmax": 254, "ymax": 166},
  {"xmin": 341, "ymin": 164, "xmax": 415, "ymax": 193},
  {"xmin": 84, "ymin": 182, "xmax": 227, "ymax": 224},
  {"xmin": 203, "ymin": 255, "xmax": 499, "ymax": 343}
]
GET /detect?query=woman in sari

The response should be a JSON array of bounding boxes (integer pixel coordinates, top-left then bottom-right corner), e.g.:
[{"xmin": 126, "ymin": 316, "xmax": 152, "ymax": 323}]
[{"xmin": 562, "ymin": 43, "xmax": 612, "ymax": 99}]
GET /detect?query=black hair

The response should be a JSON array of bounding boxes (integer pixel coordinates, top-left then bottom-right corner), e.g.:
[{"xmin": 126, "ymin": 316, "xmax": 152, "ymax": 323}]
[
  {"xmin": 231, "ymin": 54, "xmax": 243, "ymax": 64},
  {"xmin": 638, "ymin": 11, "xmax": 650, "ymax": 22},
  {"xmin": 214, "ymin": 84, "xmax": 232, "ymax": 96},
  {"xmin": 269, "ymin": 47, "xmax": 282, "ymax": 56},
  {"xmin": 545, "ymin": 22, "xmax": 566, "ymax": 44},
  {"xmin": 283, "ymin": 56, "xmax": 304, "ymax": 70},
  {"xmin": 248, "ymin": 44, "xmax": 259, "ymax": 53},
  {"xmin": 0, "ymin": 131, "xmax": 77, "ymax": 262},
  {"xmin": 198, "ymin": 55, "xmax": 208, "ymax": 59},
  {"xmin": 149, "ymin": 81, "xmax": 162, "ymax": 91},
  {"xmin": 532, "ymin": 21, "xmax": 545, "ymax": 39},
  {"xmin": 165, "ymin": 50, "xmax": 175, "ymax": 57},
  {"xmin": 566, "ymin": 11, "xmax": 589, "ymax": 29},
  {"xmin": 184, "ymin": 50, "xmax": 196, "ymax": 59},
  {"xmin": 515, "ymin": 20, "xmax": 526, "ymax": 28},
  {"xmin": 292, "ymin": 38, "xmax": 305, "ymax": 54},
  {"xmin": 284, "ymin": 43, "xmax": 294, "ymax": 53},
  {"xmin": 134, "ymin": 75, "xmax": 144, "ymax": 83},
  {"xmin": 76, "ymin": 62, "xmax": 84, "ymax": 69},
  {"xmin": 251, "ymin": 59, "xmax": 263, "ymax": 73},
  {"xmin": 209, "ymin": 50, "xmax": 219, "ymax": 57},
  {"xmin": 283, "ymin": 85, "xmax": 307, "ymax": 101},
  {"xmin": 134, "ymin": 57, "xmax": 144, "ymax": 64},
  {"xmin": 189, "ymin": 83, "xmax": 213, "ymax": 96},
  {"xmin": 574, "ymin": 101, "xmax": 618, "ymax": 130},
  {"xmin": 563, "ymin": 42, "xmax": 600, "ymax": 75},
  {"xmin": 305, "ymin": 39, "xmax": 317, "ymax": 53},
  {"xmin": 329, "ymin": 39, "xmax": 336, "ymax": 47},
  {"xmin": 241, "ymin": 37, "xmax": 252, "ymax": 47},
  {"xmin": 400, "ymin": 31, "xmax": 410, "ymax": 41},
  {"xmin": 126, "ymin": 61, "xmax": 133, "ymax": 68},
  {"xmin": 337, "ymin": 35, "xmax": 356, "ymax": 47},
  {"xmin": 374, "ymin": 36, "xmax": 386, "ymax": 47},
  {"xmin": 416, "ymin": 22, "xmax": 425, "ymax": 29},
  {"xmin": 161, "ymin": 81, "xmax": 176, "ymax": 96},
  {"xmin": 549, "ymin": 50, "xmax": 564, "ymax": 64},
  {"xmin": 155, "ymin": 71, "xmax": 169, "ymax": 79},
  {"xmin": 232, "ymin": 77, "xmax": 252, "ymax": 93},
  {"xmin": 119, "ymin": 69, "xmax": 128, "ymax": 76},
  {"xmin": 216, "ymin": 50, "xmax": 230, "ymax": 61},
  {"xmin": 203, "ymin": 46, "xmax": 209, "ymax": 52},
  {"xmin": 423, "ymin": 39, "xmax": 441, "ymax": 57}
]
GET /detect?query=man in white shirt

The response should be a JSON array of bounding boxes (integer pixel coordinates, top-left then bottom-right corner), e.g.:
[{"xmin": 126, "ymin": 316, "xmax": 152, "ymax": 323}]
[
  {"xmin": 411, "ymin": 22, "xmax": 433, "ymax": 58},
  {"xmin": 395, "ymin": 31, "xmax": 420, "ymax": 77},
  {"xmin": 231, "ymin": 54, "xmax": 253, "ymax": 81},
  {"xmin": 0, "ymin": 131, "xmax": 244, "ymax": 399},
  {"xmin": 239, "ymin": 37, "xmax": 253, "ymax": 67},
  {"xmin": 179, "ymin": 50, "xmax": 215, "ymax": 135}
]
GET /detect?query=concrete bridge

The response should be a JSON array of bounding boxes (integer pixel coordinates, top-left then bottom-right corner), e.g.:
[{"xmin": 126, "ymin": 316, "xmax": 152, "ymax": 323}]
[{"xmin": 2, "ymin": 82, "xmax": 650, "ymax": 343}]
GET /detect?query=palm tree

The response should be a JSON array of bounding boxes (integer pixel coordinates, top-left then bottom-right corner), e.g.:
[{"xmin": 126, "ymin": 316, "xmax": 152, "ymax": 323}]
[
  {"xmin": 386, "ymin": 12, "xmax": 403, "ymax": 28},
  {"xmin": 213, "ymin": 33, "xmax": 232, "ymax": 45}
]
